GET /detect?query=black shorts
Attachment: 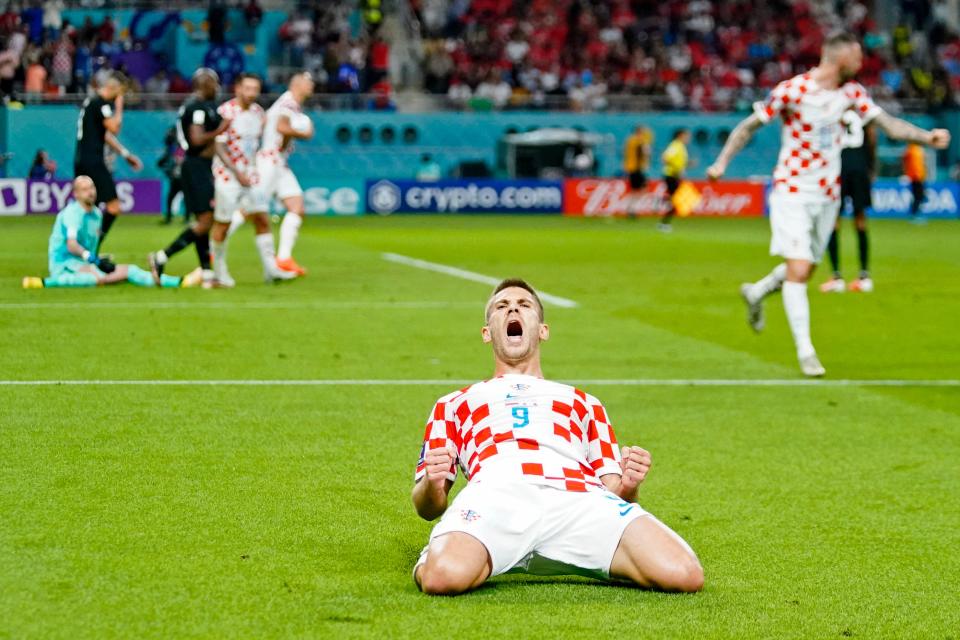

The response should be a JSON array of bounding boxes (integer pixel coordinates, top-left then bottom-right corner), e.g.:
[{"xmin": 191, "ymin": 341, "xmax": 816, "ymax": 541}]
[
  {"xmin": 840, "ymin": 170, "xmax": 872, "ymax": 212},
  {"xmin": 664, "ymin": 175, "xmax": 681, "ymax": 195},
  {"xmin": 181, "ymin": 156, "xmax": 215, "ymax": 215},
  {"xmin": 628, "ymin": 170, "xmax": 647, "ymax": 190},
  {"xmin": 74, "ymin": 159, "xmax": 117, "ymax": 204}
]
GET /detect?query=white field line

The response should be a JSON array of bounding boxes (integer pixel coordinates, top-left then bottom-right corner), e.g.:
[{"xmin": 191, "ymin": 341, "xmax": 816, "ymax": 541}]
[
  {"xmin": 382, "ymin": 252, "xmax": 579, "ymax": 309},
  {"xmin": 0, "ymin": 301, "xmax": 475, "ymax": 311},
  {"xmin": 0, "ymin": 379, "xmax": 957, "ymax": 387}
]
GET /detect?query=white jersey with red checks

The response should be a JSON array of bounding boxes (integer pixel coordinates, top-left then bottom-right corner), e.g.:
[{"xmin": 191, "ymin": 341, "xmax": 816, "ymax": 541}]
[
  {"xmin": 754, "ymin": 73, "xmax": 882, "ymax": 200},
  {"xmin": 415, "ymin": 374, "xmax": 623, "ymax": 493},
  {"xmin": 258, "ymin": 91, "xmax": 302, "ymax": 167},
  {"xmin": 213, "ymin": 99, "xmax": 265, "ymax": 185}
]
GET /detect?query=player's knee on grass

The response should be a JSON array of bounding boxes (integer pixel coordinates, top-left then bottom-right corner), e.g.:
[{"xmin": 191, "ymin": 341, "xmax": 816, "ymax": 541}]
[
  {"xmin": 612, "ymin": 517, "xmax": 704, "ymax": 593},
  {"xmin": 418, "ymin": 534, "xmax": 490, "ymax": 595}
]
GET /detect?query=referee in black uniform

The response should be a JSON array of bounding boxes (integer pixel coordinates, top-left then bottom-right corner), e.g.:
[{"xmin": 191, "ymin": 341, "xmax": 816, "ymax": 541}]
[
  {"xmin": 148, "ymin": 69, "xmax": 230, "ymax": 288},
  {"xmin": 74, "ymin": 71, "xmax": 143, "ymax": 246},
  {"xmin": 821, "ymin": 110, "xmax": 877, "ymax": 293}
]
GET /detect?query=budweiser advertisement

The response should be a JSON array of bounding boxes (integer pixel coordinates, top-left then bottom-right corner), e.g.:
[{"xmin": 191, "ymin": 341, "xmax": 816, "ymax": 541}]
[{"xmin": 563, "ymin": 178, "xmax": 766, "ymax": 217}]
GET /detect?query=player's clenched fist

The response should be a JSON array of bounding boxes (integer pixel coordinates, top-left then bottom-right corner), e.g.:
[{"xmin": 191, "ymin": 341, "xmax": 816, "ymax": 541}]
[
  {"xmin": 619, "ymin": 446, "xmax": 652, "ymax": 493},
  {"xmin": 423, "ymin": 446, "xmax": 455, "ymax": 491}
]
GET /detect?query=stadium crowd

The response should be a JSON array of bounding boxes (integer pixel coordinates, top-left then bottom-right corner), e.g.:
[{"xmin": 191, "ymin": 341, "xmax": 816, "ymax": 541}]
[{"xmin": 0, "ymin": 0, "xmax": 958, "ymax": 114}]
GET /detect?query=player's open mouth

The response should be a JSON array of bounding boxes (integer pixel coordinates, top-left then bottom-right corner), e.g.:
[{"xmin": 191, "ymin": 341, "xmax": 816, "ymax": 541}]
[{"xmin": 506, "ymin": 318, "xmax": 523, "ymax": 343}]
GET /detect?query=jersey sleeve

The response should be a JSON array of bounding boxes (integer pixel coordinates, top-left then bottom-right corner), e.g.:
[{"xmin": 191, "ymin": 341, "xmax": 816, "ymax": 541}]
[
  {"xmin": 414, "ymin": 394, "xmax": 461, "ymax": 483},
  {"xmin": 191, "ymin": 106, "xmax": 206, "ymax": 126},
  {"xmin": 584, "ymin": 396, "xmax": 622, "ymax": 478},
  {"xmin": 61, "ymin": 206, "xmax": 83, "ymax": 239},
  {"xmin": 99, "ymin": 102, "xmax": 113, "ymax": 119},
  {"xmin": 753, "ymin": 80, "xmax": 791, "ymax": 124},
  {"xmin": 844, "ymin": 82, "xmax": 883, "ymax": 124}
]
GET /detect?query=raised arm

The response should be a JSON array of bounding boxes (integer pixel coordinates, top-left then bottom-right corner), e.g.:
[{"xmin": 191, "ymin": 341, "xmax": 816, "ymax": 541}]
[
  {"xmin": 707, "ymin": 113, "xmax": 764, "ymax": 180},
  {"xmin": 411, "ymin": 446, "xmax": 455, "ymax": 520},
  {"xmin": 872, "ymin": 112, "xmax": 951, "ymax": 148}
]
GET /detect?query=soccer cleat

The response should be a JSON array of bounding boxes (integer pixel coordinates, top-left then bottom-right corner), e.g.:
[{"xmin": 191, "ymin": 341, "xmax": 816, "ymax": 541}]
[
  {"xmin": 147, "ymin": 252, "xmax": 164, "ymax": 285},
  {"xmin": 798, "ymin": 353, "xmax": 826, "ymax": 378},
  {"xmin": 276, "ymin": 257, "xmax": 307, "ymax": 276},
  {"xmin": 214, "ymin": 273, "xmax": 236, "ymax": 288},
  {"xmin": 848, "ymin": 277, "xmax": 874, "ymax": 293},
  {"xmin": 740, "ymin": 283, "xmax": 764, "ymax": 332},
  {"xmin": 21, "ymin": 276, "xmax": 43, "ymax": 289},
  {"xmin": 819, "ymin": 277, "xmax": 845, "ymax": 293},
  {"xmin": 180, "ymin": 267, "xmax": 203, "ymax": 288},
  {"xmin": 265, "ymin": 267, "xmax": 298, "ymax": 284}
]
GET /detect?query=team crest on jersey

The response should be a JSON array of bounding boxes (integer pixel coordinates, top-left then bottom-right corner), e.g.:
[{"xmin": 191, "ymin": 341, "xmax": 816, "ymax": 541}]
[{"xmin": 460, "ymin": 509, "xmax": 481, "ymax": 522}]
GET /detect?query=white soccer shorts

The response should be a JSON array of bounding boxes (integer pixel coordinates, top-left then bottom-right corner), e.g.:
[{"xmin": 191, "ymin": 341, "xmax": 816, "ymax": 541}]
[
  {"xmin": 214, "ymin": 181, "xmax": 269, "ymax": 222},
  {"xmin": 768, "ymin": 186, "xmax": 842, "ymax": 263},
  {"xmin": 423, "ymin": 479, "xmax": 648, "ymax": 579},
  {"xmin": 255, "ymin": 157, "xmax": 303, "ymax": 202}
]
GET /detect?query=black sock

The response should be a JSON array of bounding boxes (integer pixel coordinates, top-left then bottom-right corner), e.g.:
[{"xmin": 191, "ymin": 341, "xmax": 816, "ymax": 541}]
[
  {"xmin": 194, "ymin": 232, "xmax": 211, "ymax": 270},
  {"xmin": 857, "ymin": 228, "xmax": 869, "ymax": 277},
  {"xmin": 163, "ymin": 228, "xmax": 197, "ymax": 260},
  {"xmin": 99, "ymin": 212, "xmax": 117, "ymax": 246},
  {"xmin": 826, "ymin": 230, "xmax": 840, "ymax": 277}
]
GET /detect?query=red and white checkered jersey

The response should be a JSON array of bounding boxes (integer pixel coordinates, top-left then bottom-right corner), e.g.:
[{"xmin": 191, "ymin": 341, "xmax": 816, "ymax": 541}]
[
  {"xmin": 415, "ymin": 375, "xmax": 623, "ymax": 493},
  {"xmin": 754, "ymin": 73, "xmax": 883, "ymax": 199},
  {"xmin": 258, "ymin": 91, "xmax": 301, "ymax": 166},
  {"xmin": 213, "ymin": 98, "xmax": 265, "ymax": 185}
]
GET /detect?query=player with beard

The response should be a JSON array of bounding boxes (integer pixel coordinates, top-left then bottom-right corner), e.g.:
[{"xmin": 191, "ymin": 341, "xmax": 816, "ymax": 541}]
[
  {"xmin": 412, "ymin": 279, "xmax": 703, "ymax": 595},
  {"xmin": 707, "ymin": 32, "xmax": 949, "ymax": 377}
]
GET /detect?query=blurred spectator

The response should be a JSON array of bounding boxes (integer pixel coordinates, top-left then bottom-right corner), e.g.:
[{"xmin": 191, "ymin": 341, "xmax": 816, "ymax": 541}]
[
  {"xmin": 157, "ymin": 126, "xmax": 183, "ymax": 224},
  {"xmin": 23, "ymin": 52, "xmax": 45, "ymax": 100},
  {"xmin": 28, "ymin": 149, "xmax": 56, "ymax": 180},
  {"xmin": 244, "ymin": 0, "xmax": 263, "ymax": 28},
  {"xmin": 50, "ymin": 30, "xmax": 72, "ymax": 90},
  {"xmin": 42, "ymin": 0, "xmax": 64, "ymax": 39},
  {"xmin": 367, "ymin": 79, "xmax": 396, "ymax": 110},
  {"xmin": 416, "ymin": 153, "xmax": 442, "ymax": 180},
  {"xmin": 474, "ymin": 69, "xmax": 511, "ymax": 109},
  {"xmin": 145, "ymin": 70, "xmax": 170, "ymax": 94}
]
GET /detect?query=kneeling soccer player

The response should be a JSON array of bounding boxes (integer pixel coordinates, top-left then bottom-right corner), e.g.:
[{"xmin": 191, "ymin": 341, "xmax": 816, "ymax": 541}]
[
  {"xmin": 412, "ymin": 279, "xmax": 703, "ymax": 595},
  {"xmin": 22, "ymin": 176, "xmax": 198, "ymax": 289}
]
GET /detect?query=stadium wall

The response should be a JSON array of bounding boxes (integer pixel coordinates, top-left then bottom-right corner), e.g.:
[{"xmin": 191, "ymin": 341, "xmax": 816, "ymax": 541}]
[{"xmin": 2, "ymin": 108, "xmax": 948, "ymax": 186}]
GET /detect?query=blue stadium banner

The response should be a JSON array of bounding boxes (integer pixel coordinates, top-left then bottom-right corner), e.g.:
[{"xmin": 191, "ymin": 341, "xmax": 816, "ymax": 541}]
[
  {"xmin": 366, "ymin": 179, "xmax": 563, "ymax": 214},
  {"xmin": 868, "ymin": 180, "xmax": 960, "ymax": 219}
]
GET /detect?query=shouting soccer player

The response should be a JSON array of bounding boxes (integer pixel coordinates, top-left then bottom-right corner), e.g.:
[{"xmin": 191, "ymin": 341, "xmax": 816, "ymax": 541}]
[
  {"xmin": 22, "ymin": 176, "xmax": 196, "ymax": 289},
  {"xmin": 412, "ymin": 279, "xmax": 703, "ymax": 595},
  {"xmin": 149, "ymin": 69, "xmax": 230, "ymax": 288},
  {"xmin": 707, "ymin": 32, "xmax": 949, "ymax": 377},
  {"xmin": 210, "ymin": 73, "xmax": 295, "ymax": 286},
  {"xmin": 74, "ymin": 71, "xmax": 143, "ymax": 247}
]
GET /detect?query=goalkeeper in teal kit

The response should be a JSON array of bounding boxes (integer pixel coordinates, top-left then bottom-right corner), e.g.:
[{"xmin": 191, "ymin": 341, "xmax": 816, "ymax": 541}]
[{"xmin": 23, "ymin": 176, "xmax": 199, "ymax": 289}]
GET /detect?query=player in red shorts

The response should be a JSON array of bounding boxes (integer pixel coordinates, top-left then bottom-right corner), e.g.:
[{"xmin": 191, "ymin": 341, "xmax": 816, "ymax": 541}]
[{"xmin": 412, "ymin": 279, "xmax": 703, "ymax": 595}]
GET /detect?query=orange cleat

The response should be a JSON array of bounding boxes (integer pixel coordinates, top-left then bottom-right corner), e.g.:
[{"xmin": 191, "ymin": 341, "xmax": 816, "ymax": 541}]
[{"xmin": 276, "ymin": 257, "xmax": 307, "ymax": 276}]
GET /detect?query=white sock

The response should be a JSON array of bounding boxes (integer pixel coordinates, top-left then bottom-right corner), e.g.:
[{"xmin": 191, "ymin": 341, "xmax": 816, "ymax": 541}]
[
  {"xmin": 277, "ymin": 213, "xmax": 302, "ymax": 260},
  {"xmin": 155, "ymin": 250, "xmax": 168, "ymax": 265},
  {"xmin": 226, "ymin": 210, "xmax": 245, "ymax": 239},
  {"xmin": 782, "ymin": 281, "xmax": 815, "ymax": 358},
  {"xmin": 254, "ymin": 232, "xmax": 277, "ymax": 275},
  {"xmin": 748, "ymin": 263, "xmax": 787, "ymax": 303},
  {"xmin": 211, "ymin": 240, "xmax": 228, "ymax": 280}
]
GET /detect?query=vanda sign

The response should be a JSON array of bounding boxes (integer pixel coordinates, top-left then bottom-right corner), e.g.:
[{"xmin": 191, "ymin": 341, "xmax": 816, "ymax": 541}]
[{"xmin": 868, "ymin": 180, "xmax": 959, "ymax": 219}]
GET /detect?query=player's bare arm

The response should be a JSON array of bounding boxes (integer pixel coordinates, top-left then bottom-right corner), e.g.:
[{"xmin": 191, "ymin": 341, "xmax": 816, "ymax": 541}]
[
  {"xmin": 214, "ymin": 140, "xmax": 251, "ymax": 187},
  {"xmin": 707, "ymin": 113, "xmax": 764, "ymax": 179},
  {"xmin": 276, "ymin": 115, "xmax": 313, "ymax": 140},
  {"xmin": 411, "ymin": 446, "xmax": 455, "ymax": 520},
  {"xmin": 601, "ymin": 446, "xmax": 652, "ymax": 502},
  {"xmin": 103, "ymin": 92, "xmax": 123, "ymax": 134},
  {"xmin": 189, "ymin": 119, "xmax": 231, "ymax": 149},
  {"xmin": 105, "ymin": 132, "xmax": 142, "ymax": 171},
  {"xmin": 872, "ymin": 112, "xmax": 951, "ymax": 148}
]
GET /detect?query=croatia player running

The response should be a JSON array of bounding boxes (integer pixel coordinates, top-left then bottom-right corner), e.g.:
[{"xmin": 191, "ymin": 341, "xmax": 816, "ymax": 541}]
[
  {"xmin": 412, "ymin": 279, "xmax": 703, "ymax": 595},
  {"xmin": 707, "ymin": 32, "xmax": 949, "ymax": 377},
  {"xmin": 258, "ymin": 72, "xmax": 315, "ymax": 276},
  {"xmin": 210, "ymin": 73, "xmax": 294, "ymax": 286}
]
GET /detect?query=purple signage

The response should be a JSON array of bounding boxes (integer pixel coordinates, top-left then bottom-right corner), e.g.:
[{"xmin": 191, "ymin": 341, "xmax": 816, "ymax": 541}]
[{"xmin": 25, "ymin": 179, "xmax": 163, "ymax": 214}]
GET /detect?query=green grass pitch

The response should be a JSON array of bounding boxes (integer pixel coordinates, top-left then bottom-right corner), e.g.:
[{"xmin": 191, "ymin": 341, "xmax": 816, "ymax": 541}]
[{"xmin": 1, "ymin": 214, "xmax": 958, "ymax": 639}]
